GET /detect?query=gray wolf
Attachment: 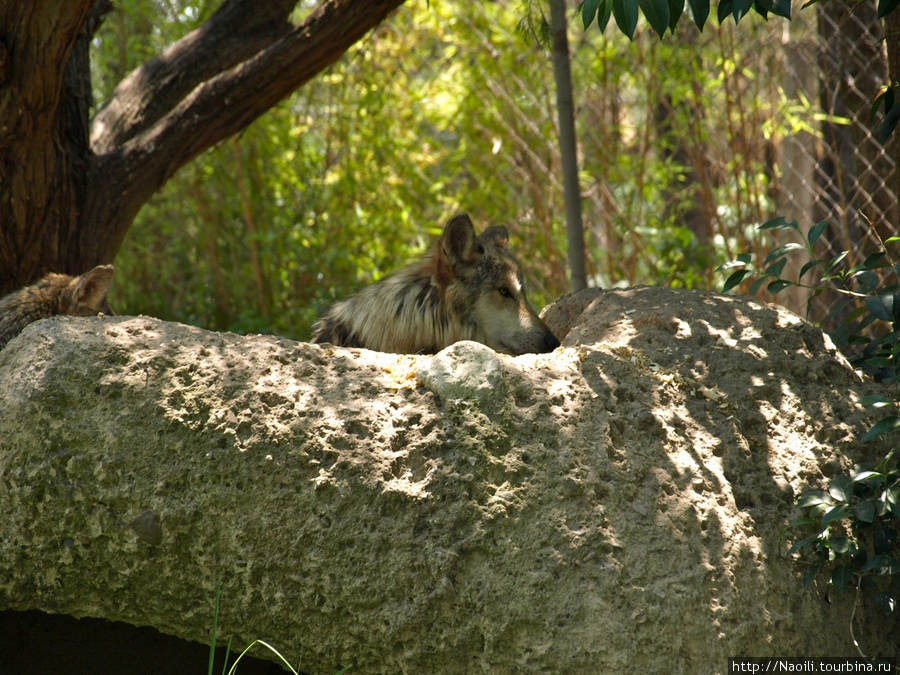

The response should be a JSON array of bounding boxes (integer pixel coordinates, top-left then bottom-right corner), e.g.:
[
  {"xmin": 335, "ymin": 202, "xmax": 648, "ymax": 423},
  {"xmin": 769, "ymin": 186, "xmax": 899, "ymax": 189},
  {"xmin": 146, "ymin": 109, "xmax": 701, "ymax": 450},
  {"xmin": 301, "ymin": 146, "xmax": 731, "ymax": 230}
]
[
  {"xmin": 0, "ymin": 265, "xmax": 115, "ymax": 350},
  {"xmin": 311, "ymin": 214, "xmax": 560, "ymax": 355}
]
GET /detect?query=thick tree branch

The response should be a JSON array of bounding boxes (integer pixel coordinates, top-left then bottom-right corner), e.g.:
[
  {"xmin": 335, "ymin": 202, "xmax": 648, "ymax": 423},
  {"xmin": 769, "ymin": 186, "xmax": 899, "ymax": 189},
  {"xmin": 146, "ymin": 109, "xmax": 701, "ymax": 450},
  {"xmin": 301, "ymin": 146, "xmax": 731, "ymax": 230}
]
[
  {"xmin": 90, "ymin": 0, "xmax": 297, "ymax": 153},
  {"xmin": 81, "ymin": 0, "xmax": 404, "ymax": 266}
]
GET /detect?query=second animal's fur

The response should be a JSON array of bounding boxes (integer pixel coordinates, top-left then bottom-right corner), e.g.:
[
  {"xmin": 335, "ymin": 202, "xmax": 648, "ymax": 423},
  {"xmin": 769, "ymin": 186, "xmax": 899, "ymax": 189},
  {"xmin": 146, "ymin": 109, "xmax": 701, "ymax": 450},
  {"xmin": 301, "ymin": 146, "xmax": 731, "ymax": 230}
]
[
  {"xmin": 312, "ymin": 214, "xmax": 560, "ymax": 355},
  {"xmin": 0, "ymin": 265, "xmax": 115, "ymax": 350}
]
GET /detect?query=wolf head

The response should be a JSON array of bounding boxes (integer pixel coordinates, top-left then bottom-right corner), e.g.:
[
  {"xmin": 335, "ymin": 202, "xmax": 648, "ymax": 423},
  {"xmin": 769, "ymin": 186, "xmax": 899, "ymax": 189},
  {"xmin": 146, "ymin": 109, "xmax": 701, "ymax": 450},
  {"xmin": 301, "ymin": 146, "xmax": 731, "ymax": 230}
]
[
  {"xmin": 56, "ymin": 265, "xmax": 116, "ymax": 317},
  {"xmin": 438, "ymin": 214, "xmax": 560, "ymax": 355}
]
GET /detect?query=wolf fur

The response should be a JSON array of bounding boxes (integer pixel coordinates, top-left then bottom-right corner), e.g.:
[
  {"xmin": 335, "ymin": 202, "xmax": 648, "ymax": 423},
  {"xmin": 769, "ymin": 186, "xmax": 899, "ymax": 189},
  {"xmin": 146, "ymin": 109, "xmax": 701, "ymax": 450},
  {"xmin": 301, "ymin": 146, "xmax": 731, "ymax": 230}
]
[
  {"xmin": 0, "ymin": 265, "xmax": 115, "ymax": 350},
  {"xmin": 311, "ymin": 214, "xmax": 560, "ymax": 355}
]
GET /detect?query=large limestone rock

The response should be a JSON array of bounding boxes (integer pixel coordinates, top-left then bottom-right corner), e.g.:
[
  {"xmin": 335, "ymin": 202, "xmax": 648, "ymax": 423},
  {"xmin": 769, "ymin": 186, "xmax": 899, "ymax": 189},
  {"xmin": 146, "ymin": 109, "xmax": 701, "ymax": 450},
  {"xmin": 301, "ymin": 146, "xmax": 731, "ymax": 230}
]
[{"xmin": 0, "ymin": 286, "xmax": 896, "ymax": 672}]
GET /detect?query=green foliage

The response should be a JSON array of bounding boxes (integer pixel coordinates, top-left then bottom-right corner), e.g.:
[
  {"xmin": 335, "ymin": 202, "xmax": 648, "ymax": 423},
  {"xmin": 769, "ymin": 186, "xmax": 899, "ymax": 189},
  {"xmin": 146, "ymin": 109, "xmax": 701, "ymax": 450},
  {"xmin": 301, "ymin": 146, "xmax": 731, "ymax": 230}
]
[
  {"xmin": 579, "ymin": 0, "xmax": 789, "ymax": 38},
  {"xmin": 101, "ymin": 1, "xmax": 582, "ymax": 339},
  {"xmin": 97, "ymin": 2, "xmax": 825, "ymax": 338},
  {"xmin": 719, "ymin": 217, "xmax": 900, "ymax": 375},
  {"xmin": 787, "ymin": 458, "xmax": 900, "ymax": 610},
  {"xmin": 720, "ymin": 222, "xmax": 900, "ymax": 610}
]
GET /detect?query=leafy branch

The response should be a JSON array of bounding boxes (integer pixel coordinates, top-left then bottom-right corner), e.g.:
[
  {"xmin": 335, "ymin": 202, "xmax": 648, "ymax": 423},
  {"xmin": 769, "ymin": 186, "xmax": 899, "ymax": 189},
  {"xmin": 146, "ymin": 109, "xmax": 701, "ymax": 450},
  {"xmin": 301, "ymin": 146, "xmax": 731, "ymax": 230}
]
[{"xmin": 720, "ymin": 218, "xmax": 900, "ymax": 613}]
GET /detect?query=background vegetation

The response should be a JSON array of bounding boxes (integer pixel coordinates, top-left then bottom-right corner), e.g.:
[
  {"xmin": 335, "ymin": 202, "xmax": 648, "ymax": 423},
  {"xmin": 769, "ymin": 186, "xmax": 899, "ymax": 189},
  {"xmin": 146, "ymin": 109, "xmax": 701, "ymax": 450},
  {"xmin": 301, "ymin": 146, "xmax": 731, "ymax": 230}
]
[{"xmin": 93, "ymin": 1, "xmax": 897, "ymax": 342}]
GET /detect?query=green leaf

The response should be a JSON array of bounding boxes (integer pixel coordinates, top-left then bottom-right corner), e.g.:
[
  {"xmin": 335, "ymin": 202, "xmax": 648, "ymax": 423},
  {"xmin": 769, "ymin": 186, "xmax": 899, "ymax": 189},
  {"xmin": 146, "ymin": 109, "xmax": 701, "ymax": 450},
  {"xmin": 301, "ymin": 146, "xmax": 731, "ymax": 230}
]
[
  {"xmin": 821, "ymin": 504, "xmax": 851, "ymax": 527},
  {"xmin": 582, "ymin": 0, "xmax": 603, "ymax": 27},
  {"xmin": 767, "ymin": 279, "xmax": 792, "ymax": 295},
  {"xmin": 613, "ymin": 0, "xmax": 639, "ymax": 38},
  {"xmin": 797, "ymin": 490, "xmax": 832, "ymax": 509},
  {"xmin": 886, "ymin": 485, "xmax": 900, "ymax": 518},
  {"xmin": 802, "ymin": 559, "xmax": 821, "ymax": 588},
  {"xmin": 687, "ymin": 0, "xmax": 709, "ymax": 29},
  {"xmin": 880, "ymin": 102, "xmax": 900, "ymax": 144},
  {"xmin": 864, "ymin": 356, "xmax": 894, "ymax": 369},
  {"xmin": 874, "ymin": 526, "xmax": 896, "ymax": 556},
  {"xmin": 717, "ymin": 0, "xmax": 733, "ymax": 23},
  {"xmin": 639, "ymin": 0, "xmax": 671, "ymax": 37},
  {"xmin": 828, "ymin": 538, "xmax": 854, "ymax": 555},
  {"xmin": 598, "ymin": 0, "xmax": 614, "ymax": 30},
  {"xmin": 871, "ymin": 88, "xmax": 894, "ymax": 125},
  {"xmin": 828, "ymin": 475, "xmax": 853, "ymax": 502},
  {"xmin": 863, "ymin": 251, "xmax": 887, "ymax": 270},
  {"xmin": 764, "ymin": 257, "xmax": 787, "ymax": 278},
  {"xmin": 831, "ymin": 563, "xmax": 853, "ymax": 594},
  {"xmin": 759, "ymin": 0, "xmax": 791, "ymax": 19},
  {"xmin": 726, "ymin": 0, "xmax": 753, "ymax": 22},
  {"xmin": 852, "ymin": 470, "xmax": 886, "ymax": 490},
  {"xmin": 748, "ymin": 276, "xmax": 768, "ymax": 296},
  {"xmin": 858, "ymin": 396, "xmax": 890, "ymax": 408},
  {"xmin": 723, "ymin": 269, "xmax": 753, "ymax": 292},
  {"xmin": 863, "ymin": 416, "xmax": 900, "ymax": 442},
  {"xmin": 860, "ymin": 555, "xmax": 900, "ymax": 575},
  {"xmin": 760, "ymin": 216, "xmax": 799, "ymax": 231},
  {"xmin": 866, "ymin": 294, "xmax": 894, "ymax": 323},
  {"xmin": 808, "ymin": 220, "xmax": 828, "ymax": 246},
  {"xmin": 851, "ymin": 499, "xmax": 876, "ymax": 523},
  {"xmin": 878, "ymin": 0, "xmax": 900, "ymax": 19},
  {"xmin": 787, "ymin": 534, "xmax": 816, "ymax": 555},
  {"xmin": 718, "ymin": 259, "xmax": 748, "ymax": 272},
  {"xmin": 824, "ymin": 250, "xmax": 849, "ymax": 274},
  {"xmin": 799, "ymin": 260, "xmax": 820, "ymax": 280},
  {"xmin": 763, "ymin": 242, "xmax": 804, "ymax": 265},
  {"xmin": 855, "ymin": 270, "xmax": 880, "ymax": 293},
  {"xmin": 667, "ymin": 0, "xmax": 684, "ymax": 30}
]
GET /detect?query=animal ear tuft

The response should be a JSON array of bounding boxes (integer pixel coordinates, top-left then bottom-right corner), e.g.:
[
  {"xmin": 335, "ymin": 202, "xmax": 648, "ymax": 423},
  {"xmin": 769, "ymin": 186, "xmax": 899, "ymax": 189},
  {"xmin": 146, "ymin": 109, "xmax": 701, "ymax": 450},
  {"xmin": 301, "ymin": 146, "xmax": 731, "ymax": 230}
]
[
  {"xmin": 441, "ymin": 214, "xmax": 480, "ymax": 266},
  {"xmin": 479, "ymin": 225, "xmax": 509, "ymax": 249},
  {"xmin": 73, "ymin": 265, "xmax": 115, "ymax": 310}
]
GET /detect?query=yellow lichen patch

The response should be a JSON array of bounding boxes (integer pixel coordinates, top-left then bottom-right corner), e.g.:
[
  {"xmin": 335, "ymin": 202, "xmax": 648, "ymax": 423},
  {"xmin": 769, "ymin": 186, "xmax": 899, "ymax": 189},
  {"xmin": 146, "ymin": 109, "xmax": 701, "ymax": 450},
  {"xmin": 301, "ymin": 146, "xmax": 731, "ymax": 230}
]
[{"xmin": 380, "ymin": 354, "xmax": 425, "ymax": 389}]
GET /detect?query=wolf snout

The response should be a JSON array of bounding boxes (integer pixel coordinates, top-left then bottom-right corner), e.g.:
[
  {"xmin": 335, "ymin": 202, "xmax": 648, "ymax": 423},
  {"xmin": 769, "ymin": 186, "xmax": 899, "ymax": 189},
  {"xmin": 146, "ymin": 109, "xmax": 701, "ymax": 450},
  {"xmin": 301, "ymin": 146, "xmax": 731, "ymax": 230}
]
[{"xmin": 543, "ymin": 331, "xmax": 561, "ymax": 352}]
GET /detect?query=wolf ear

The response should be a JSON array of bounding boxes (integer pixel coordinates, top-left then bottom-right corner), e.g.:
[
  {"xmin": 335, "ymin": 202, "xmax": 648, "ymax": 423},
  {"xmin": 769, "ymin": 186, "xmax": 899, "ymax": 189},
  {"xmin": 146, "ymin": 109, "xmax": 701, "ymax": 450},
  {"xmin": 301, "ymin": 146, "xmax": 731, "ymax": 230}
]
[
  {"xmin": 441, "ymin": 214, "xmax": 480, "ymax": 267},
  {"xmin": 73, "ymin": 265, "xmax": 115, "ymax": 311},
  {"xmin": 479, "ymin": 225, "xmax": 509, "ymax": 249}
]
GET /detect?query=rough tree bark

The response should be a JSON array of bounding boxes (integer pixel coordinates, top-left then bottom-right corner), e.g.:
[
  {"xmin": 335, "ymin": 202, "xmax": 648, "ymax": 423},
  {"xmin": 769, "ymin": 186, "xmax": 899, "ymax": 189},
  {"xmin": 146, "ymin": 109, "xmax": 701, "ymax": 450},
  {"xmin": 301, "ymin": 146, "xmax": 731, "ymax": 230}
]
[{"xmin": 0, "ymin": 0, "xmax": 405, "ymax": 296}]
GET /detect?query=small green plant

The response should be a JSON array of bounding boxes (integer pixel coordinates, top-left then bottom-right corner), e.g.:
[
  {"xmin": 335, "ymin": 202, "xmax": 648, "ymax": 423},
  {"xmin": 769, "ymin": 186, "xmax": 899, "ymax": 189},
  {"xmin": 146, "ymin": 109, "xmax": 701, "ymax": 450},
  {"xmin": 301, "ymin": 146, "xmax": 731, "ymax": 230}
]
[
  {"xmin": 720, "ymin": 216, "xmax": 900, "ymax": 377},
  {"xmin": 787, "ymin": 452, "xmax": 900, "ymax": 611},
  {"xmin": 208, "ymin": 579, "xmax": 319, "ymax": 675},
  {"xmin": 719, "ymin": 217, "xmax": 900, "ymax": 615}
]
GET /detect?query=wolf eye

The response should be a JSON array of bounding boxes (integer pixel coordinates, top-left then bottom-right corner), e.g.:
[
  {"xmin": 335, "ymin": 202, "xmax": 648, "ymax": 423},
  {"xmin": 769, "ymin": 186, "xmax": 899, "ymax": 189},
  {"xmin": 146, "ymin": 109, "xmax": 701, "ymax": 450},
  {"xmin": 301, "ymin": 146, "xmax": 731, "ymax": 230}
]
[{"xmin": 498, "ymin": 287, "xmax": 513, "ymax": 298}]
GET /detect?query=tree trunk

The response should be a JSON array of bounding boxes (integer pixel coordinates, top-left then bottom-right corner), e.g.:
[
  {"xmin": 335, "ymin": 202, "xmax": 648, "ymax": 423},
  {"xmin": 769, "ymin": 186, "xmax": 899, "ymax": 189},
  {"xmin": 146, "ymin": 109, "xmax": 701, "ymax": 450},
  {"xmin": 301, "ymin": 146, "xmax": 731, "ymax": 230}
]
[
  {"xmin": 0, "ymin": 0, "xmax": 405, "ymax": 296},
  {"xmin": 549, "ymin": 0, "xmax": 587, "ymax": 292}
]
